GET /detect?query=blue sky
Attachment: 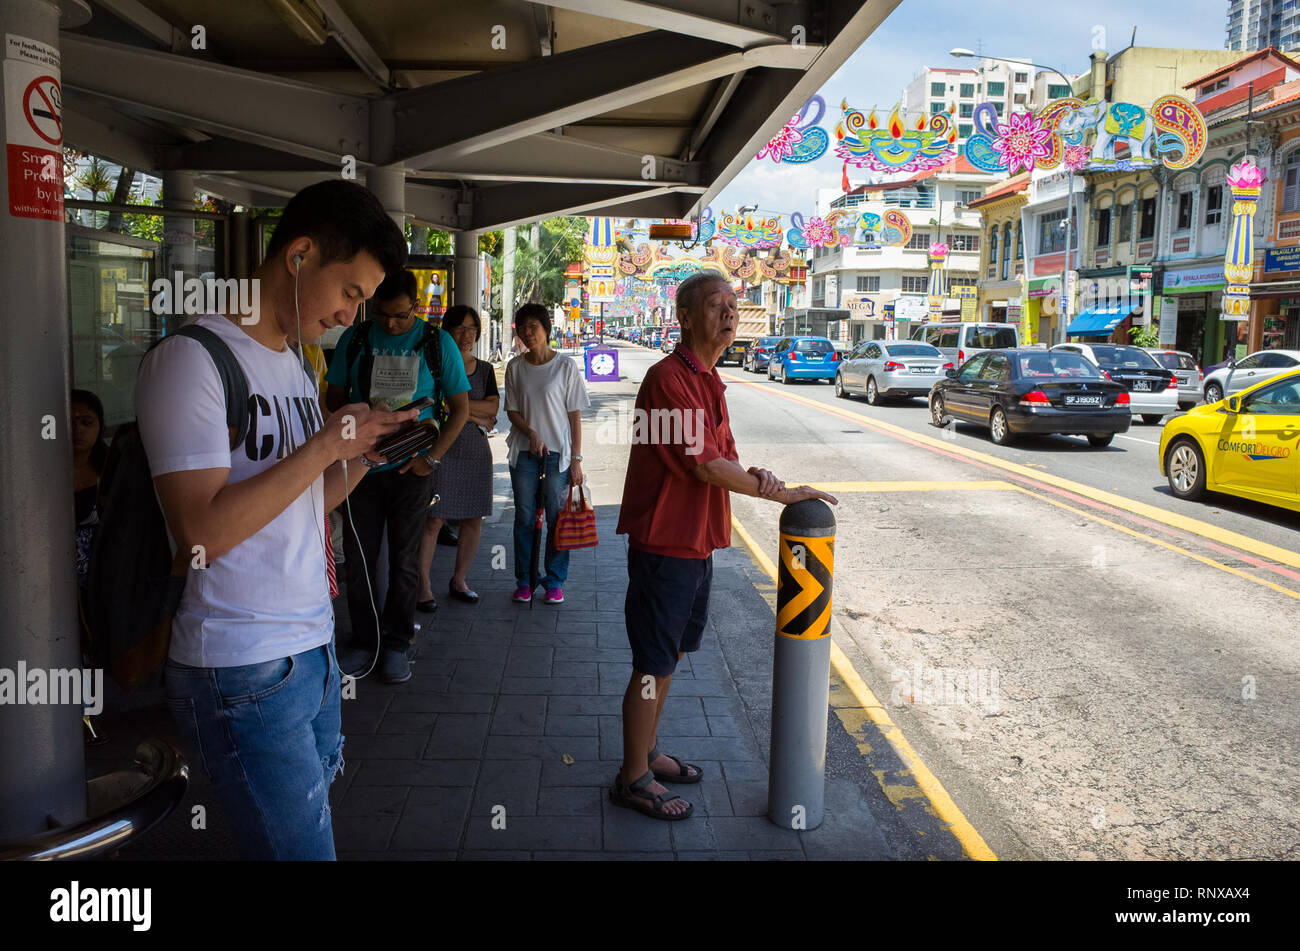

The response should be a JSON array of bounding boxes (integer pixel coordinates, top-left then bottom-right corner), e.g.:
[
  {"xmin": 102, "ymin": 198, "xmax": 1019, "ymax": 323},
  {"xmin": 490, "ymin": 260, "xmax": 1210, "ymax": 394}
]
[{"xmin": 712, "ymin": 0, "xmax": 1231, "ymax": 217}]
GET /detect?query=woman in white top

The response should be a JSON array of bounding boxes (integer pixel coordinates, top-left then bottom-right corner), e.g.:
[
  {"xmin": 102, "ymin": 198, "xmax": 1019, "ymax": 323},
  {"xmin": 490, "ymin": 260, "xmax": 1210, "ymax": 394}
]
[{"xmin": 504, "ymin": 303, "xmax": 591, "ymax": 604}]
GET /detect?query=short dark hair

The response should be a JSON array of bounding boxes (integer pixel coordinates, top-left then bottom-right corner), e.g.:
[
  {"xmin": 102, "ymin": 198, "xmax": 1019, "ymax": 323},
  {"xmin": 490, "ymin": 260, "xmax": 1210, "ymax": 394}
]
[
  {"xmin": 515, "ymin": 302, "xmax": 551, "ymax": 338},
  {"xmin": 442, "ymin": 304, "xmax": 481, "ymax": 339},
  {"xmin": 265, "ymin": 180, "xmax": 408, "ymax": 275},
  {"xmin": 373, "ymin": 268, "xmax": 418, "ymax": 304},
  {"xmin": 675, "ymin": 272, "xmax": 731, "ymax": 321}
]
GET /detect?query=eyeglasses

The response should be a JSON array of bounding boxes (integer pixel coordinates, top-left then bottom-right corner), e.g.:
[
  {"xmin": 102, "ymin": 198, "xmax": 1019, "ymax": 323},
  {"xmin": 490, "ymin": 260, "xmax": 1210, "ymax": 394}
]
[{"xmin": 374, "ymin": 306, "xmax": 415, "ymax": 320}]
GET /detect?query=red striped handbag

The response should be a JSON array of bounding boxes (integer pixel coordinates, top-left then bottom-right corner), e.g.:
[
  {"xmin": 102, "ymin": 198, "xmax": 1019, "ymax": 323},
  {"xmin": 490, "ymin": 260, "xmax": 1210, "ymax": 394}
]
[{"xmin": 555, "ymin": 483, "xmax": 598, "ymax": 550}]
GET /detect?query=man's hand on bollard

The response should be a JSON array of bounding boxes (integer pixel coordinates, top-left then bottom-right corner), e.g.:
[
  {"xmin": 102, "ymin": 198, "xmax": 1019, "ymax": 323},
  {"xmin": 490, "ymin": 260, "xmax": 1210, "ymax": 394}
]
[
  {"xmin": 749, "ymin": 467, "xmax": 785, "ymax": 499},
  {"xmin": 775, "ymin": 484, "xmax": 838, "ymax": 506}
]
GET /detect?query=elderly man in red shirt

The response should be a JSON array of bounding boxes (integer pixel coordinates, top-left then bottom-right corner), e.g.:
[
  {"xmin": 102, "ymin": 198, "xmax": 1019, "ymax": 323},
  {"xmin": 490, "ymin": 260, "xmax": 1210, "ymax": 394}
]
[{"xmin": 612, "ymin": 272, "xmax": 838, "ymax": 820}]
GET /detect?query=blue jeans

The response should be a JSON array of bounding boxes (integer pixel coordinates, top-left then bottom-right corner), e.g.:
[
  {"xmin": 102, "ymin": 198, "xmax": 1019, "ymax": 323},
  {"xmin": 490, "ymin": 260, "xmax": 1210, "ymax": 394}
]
[
  {"xmin": 510, "ymin": 450, "xmax": 570, "ymax": 588},
  {"xmin": 164, "ymin": 642, "xmax": 343, "ymax": 860}
]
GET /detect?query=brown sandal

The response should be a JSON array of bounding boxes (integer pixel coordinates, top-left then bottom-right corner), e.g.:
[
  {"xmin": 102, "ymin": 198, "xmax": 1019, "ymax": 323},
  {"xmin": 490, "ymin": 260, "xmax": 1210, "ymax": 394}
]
[
  {"xmin": 609, "ymin": 770, "xmax": 694, "ymax": 821},
  {"xmin": 649, "ymin": 745, "xmax": 703, "ymax": 784}
]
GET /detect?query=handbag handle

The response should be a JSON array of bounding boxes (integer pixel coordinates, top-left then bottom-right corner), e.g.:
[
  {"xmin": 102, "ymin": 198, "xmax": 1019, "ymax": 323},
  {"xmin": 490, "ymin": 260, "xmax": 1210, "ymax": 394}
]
[{"xmin": 568, "ymin": 482, "xmax": 592, "ymax": 510}]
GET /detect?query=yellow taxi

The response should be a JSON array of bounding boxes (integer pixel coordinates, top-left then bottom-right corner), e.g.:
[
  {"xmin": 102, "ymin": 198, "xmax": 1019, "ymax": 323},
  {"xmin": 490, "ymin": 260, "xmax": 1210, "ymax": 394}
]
[{"xmin": 1159, "ymin": 367, "xmax": 1300, "ymax": 512}]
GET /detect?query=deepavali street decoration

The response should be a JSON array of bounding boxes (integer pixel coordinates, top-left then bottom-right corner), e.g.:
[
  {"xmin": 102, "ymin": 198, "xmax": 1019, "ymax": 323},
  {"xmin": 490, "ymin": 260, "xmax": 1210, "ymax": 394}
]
[
  {"xmin": 756, "ymin": 96, "xmax": 830, "ymax": 164},
  {"xmin": 835, "ymin": 103, "xmax": 958, "ymax": 175},
  {"xmin": 927, "ymin": 242, "xmax": 949, "ymax": 319},
  {"xmin": 584, "ymin": 216, "xmax": 618, "ymax": 303},
  {"xmin": 823, "ymin": 208, "xmax": 912, "ymax": 249},
  {"xmin": 1222, "ymin": 159, "xmax": 1266, "ymax": 319},
  {"xmin": 965, "ymin": 95, "xmax": 1207, "ymax": 174},
  {"xmin": 694, "ymin": 207, "xmax": 716, "ymax": 243},
  {"xmin": 615, "ymin": 242, "xmax": 803, "ymax": 284},
  {"xmin": 786, "ymin": 211, "xmax": 851, "ymax": 250},
  {"xmin": 717, "ymin": 209, "xmax": 783, "ymax": 248}
]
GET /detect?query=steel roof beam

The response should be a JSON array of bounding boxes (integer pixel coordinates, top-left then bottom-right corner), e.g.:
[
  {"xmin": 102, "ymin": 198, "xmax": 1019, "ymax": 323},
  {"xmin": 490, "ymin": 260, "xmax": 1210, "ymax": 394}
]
[
  {"xmin": 470, "ymin": 182, "xmax": 704, "ymax": 231},
  {"xmin": 521, "ymin": 0, "xmax": 786, "ymax": 49}
]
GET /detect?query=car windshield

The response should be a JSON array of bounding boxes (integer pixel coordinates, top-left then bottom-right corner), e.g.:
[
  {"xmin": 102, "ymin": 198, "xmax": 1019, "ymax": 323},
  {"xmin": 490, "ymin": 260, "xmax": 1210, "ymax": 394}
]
[
  {"xmin": 1149, "ymin": 351, "xmax": 1180, "ymax": 370},
  {"xmin": 667, "ymin": 329, "xmax": 680, "ymax": 339},
  {"xmin": 1018, "ymin": 352, "xmax": 1104, "ymax": 379},
  {"xmin": 795, "ymin": 339, "xmax": 833, "ymax": 353},
  {"xmin": 967, "ymin": 327, "xmax": 1018, "ymax": 349},
  {"xmin": 1090, "ymin": 346, "xmax": 1159, "ymax": 369},
  {"xmin": 758, "ymin": 337, "xmax": 781, "ymax": 347},
  {"xmin": 884, "ymin": 344, "xmax": 942, "ymax": 358}
]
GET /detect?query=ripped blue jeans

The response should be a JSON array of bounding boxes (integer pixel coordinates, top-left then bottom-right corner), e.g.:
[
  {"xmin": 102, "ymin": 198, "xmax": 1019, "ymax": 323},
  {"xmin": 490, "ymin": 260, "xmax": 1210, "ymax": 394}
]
[{"xmin": 164, "ymin": 642, "xmax": 343, "ymax": 860}]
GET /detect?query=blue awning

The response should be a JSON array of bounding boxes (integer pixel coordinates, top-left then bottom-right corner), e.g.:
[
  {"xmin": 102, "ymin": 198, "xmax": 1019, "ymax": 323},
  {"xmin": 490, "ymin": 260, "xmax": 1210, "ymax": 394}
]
[{"xmin": 1065, "ymin": 304, "xmax": 1129, "ymax": 336}]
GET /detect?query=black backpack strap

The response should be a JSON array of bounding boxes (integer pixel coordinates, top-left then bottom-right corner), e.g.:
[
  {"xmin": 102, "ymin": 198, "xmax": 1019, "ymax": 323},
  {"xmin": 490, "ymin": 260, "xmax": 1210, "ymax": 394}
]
[
  {"xmin": 346, "ymin": 320, "xmax": 376, "ymax": 404},
  {"xmin": 422, "ymin": 321, "xmax": 446, "ymax": 423},
  {"xmin": 162, "ymin": 324, "xmax": 250, "ymax": 450}
]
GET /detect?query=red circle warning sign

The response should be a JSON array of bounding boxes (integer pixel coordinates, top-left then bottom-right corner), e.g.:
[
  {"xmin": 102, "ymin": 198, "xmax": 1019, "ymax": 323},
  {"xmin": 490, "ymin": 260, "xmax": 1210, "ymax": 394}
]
[{"xmin": 22, "ymin": 75, "xmax": 62, "ymax": 146}]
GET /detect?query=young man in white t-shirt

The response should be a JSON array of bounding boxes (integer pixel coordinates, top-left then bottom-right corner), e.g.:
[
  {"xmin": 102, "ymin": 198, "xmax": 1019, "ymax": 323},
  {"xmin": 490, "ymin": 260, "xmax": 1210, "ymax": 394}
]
[{"xmin": 134, "ymin": 180, "xmax": 416, "ymax": 860}]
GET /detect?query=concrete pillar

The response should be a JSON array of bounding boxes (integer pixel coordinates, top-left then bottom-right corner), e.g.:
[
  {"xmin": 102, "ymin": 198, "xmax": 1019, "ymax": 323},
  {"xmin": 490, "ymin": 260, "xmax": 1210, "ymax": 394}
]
[
  {"xmin": 410, "ymin": 224, "xmax": 429, "ymax": 257},
  {"xmin": 0, "ymin": 0, "xmax": 92, "ymax": 839},
  {"xmin": 1089, "ymin": 51, "xmax": 1106, "ymax": 101},
  {"xmin": 502, "ymin": 226, "xmax": 518, "ymax": 349},
  {"xmin": 366, "ymin": 165, "xmax": 406, "ymax": 233},
  {"xmin": 455, "ymin": 230, "xmax": 484, "ymax": 357}
]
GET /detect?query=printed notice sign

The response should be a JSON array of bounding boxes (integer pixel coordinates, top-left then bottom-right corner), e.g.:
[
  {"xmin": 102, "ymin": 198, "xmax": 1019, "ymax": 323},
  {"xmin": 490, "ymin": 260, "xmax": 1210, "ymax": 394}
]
[{"xmin": 4, "ymin": 47, "xmax": 62, "ymax": 221}]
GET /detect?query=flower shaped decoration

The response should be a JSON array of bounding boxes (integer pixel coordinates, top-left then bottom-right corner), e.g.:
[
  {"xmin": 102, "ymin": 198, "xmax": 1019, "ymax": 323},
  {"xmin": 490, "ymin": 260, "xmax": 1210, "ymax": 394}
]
[
  {"xmin": 1227, "ymin": 159, "xmax": 1267, "ymax": 191},
  {"xmin": 757, "ymin": 113, "xmax": 805, "ymax": 162},
  {"xmin": 991, "ymin": 111, "xmax": 1054, "ymax": 175},
  {"xmin": 1063, "ymin": 144, "xmax": 1090, "ymax": 172},
  {"xmin": 928, "ymin": 242, "xmax": 950, "ymax": 259},
  {"xmin": 802, "ymin": 216, "xmax": 840, "ymax": 247},
  {"xmin": 756, "ymin": 97, "xmax": 829, "ymax": 164}
]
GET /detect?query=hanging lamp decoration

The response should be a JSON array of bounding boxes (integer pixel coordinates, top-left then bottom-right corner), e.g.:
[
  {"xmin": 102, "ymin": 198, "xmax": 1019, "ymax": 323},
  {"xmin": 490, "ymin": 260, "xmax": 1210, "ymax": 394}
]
[
  {"xmin": 927, "ymin": 242, "xmax": 949, "ymax": 319},
  {"xmin": 756, "ymin": 96, "xmax": 830, "ymax": 164},
  {"xmin": 1222, "ymin": 159, "xmax": 1266, "ymax": 320}
]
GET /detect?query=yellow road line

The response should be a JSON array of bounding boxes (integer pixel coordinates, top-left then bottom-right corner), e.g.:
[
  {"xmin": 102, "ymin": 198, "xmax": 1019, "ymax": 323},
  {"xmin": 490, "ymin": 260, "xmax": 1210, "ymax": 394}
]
[
  {"xmin": 805, "ymin": 480, "xmax": 1014, "ymax": 493},
  {"xmin": 721, "ymin": 371, "xmax": 1300, "ymax": 572},
  {"xmin": 730, "ymin": 512, "xmax": 998, "ymax": 862},
  {"xmin": 1009, "ymin": 485, "xmax": 1300, "ymax": 601}
]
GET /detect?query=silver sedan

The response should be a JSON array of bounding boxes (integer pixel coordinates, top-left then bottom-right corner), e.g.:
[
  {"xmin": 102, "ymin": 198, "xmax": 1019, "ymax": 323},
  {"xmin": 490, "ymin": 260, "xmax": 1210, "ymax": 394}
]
[
  {"xmin": 835, "ymin": 340, "xmax": 952, "ymax": 405},
  {"xmin": 1202, "ymin": 349, "xmax": 1300, "ymax": 403}
]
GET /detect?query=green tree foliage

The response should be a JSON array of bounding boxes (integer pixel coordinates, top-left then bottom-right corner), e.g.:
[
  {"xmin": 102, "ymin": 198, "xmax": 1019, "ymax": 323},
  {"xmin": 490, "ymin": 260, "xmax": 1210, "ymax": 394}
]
[{"xmin": 487, "ymin": 217, "xmax": 587, "ymax": 315}]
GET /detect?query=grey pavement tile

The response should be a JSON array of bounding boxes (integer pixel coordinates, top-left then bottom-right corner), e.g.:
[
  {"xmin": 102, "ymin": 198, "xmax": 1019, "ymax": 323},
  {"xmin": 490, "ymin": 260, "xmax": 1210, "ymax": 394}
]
[
  {"xmin": 697, "ymin": 817, "xmax": 803, "ymax": 852},
  {"xmin": 682, "ymin": 774, "xmax": 733, "ymax": 818},
  {"xmin": 387, "ymin": 691, "xmax": 495, "ymax": 714},
  {"xmin": 343, "ymin": 733, "xmax": 430, "ymax": 759},
  {"xmin": 463, "ymin": 816, "xmax": 602, "ymax": 851},
  {"xmin": 484, "ymin": 734, "xmax": 600, "ymax": 761},
  {"xmin": 540, "ymin": 758, "xmax": 619, "ymax": 787},
  {"xmin": 470, "ymin": 759, "xmax": 542, "ymax": 817},
  {"xmin": 504, "ymin": 645, "xmax": 554, "ymax": 677},
  {"xmin": 544, "ymin": 714, "xmax": 599, "ymax": 737},
  {"xmin": 686, "ymin": 653, "xmax": 734, "ymax": 679},
  {"xmin": 550, "ymin": 661, "xmax": 599, "ymax": 679},
  {"xmin": 659, "ymin": 678, "xmax": 740, "ymax": 699},
  {"xmin": 748, "ymin": 850, "xmax": 808, "ymax": 860},
  {"xmin": 553, "ymin": 621, "xmax": 598, "ymax": 636},
  {"xmin": 402, "ymin": 672, "xmax": 453, "ymax": 692},
  {"xmin": 513, "ymin": 613, "xmax": 558, "ymax": 633},
  {"xmin": 721, "ymin": 760, "xmax": 770, "ymax": 783},
  {"xmin": 460, "ymin": 851, "xmax": 533, "ymax": 861},
  {"xmin": 536, "ymin": 786, "xmax": 603, "ymax": 817},
  {"xmin": 726, "ymin": 780, "xmax": 769, "ymax": 817},
  {"xmin": 499, "ymin": 676, "xmax": 598, "ymax": 696},
  {"xmin": 338, "ymin": 851, "xmax": 456, "ymax": 861},
  {"xmin": 448, "ymin": 660, "xmax": 505, "ymax": 693},
  {"xmin": 533, "ymin": 851, "xmax": 677, "ymax": 861},
  {"xmin": 676, "ymin": 851, "xmax": 750, "ymax": 861},
  {"xmin": 706, "ymin": 715, "xmax": 744, "ymax": 737},
  {"xmin": 420, "ymin": 627, "xmax": 473, "ymax": 646},
  {"xmin": 422, "ymin": 713, "xmax": 491, "ymax": 759},
  {"xmin": 489, "ymin": 694, "xmax": 547, "ymax": 735},
  {"xmin": 702, "ymin": 696, "xmax": 748, "ymax": 718},
  {"xmin": 376, "ymin": 711, "xmax": 439, "ymax": 734},
  {"xmin": 418, "ymin": 643, "xmax": 510, "ymax": 663},
  {"xmin": 654, "ymin": 714, "xmax": 712, "ymax": 737},
  {"xmin": 632, "ymin": 736, "xmax": 759, "ymax": 762},
  {"xmin": 511, "ymin": 632, "xmax": 598, "ymax": 649},
  {"xmin": 390, "ymin": 786, "xmax": 473, "ymax": 851},
  {"xmin": 602, "ymin": 795, "xmax": 684, "ymax": 850},
  {"xmin": 336, "ymin": 785, "xmax": 410, "ymax": 817},
  {"xmin": 352, "ymin": 759, "xmax": 479, "ymax": 787},
  {"xmin": 553, "ymin": 647, "xmax": 633, "ymax": 664},
  {"xmin": 340, "ymin": 702, "xmax": 389, "ymax": 734},
  {"xmin": 546, "ymin": 694, "xmax": 624, "ymax": 716},
  {"xmin": 331, "ymin": 816, "xmax": 398, "ymax": 851}
]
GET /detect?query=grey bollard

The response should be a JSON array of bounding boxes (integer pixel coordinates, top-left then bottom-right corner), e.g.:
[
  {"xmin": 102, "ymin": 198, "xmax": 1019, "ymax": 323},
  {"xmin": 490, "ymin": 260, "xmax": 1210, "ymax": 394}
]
[{"xmin": 767, "ymin": 498, "xmax": 836, "ymax": 831}]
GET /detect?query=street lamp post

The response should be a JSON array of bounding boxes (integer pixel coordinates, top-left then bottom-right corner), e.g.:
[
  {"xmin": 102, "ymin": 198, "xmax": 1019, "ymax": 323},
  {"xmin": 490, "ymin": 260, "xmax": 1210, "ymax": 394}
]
[{"xmin": 951, "ymin": 49, "xmax": 1079, "ymax": 344}]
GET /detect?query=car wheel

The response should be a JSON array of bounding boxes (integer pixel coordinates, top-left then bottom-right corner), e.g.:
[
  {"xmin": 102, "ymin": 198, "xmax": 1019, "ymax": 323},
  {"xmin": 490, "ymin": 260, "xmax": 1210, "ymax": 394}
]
[
  {"xmin": 1204, "ymin": 382, "xmax": 1223, "ymax": 403},
  {"xmin": 1166, "ymin": 437, "xmax": 1207, "ymax": 501},
  {"xmin": 865, "ymin": 376, "xmax": 880, "ymax": 405},
  {"xmin": 768, "ymin": 364, "xmax": 775, "ymax": 381},
  {"xmin": 835, "ymin": 372, "xmax": 848, "ymax": 399},
  {"xmin": 782, "ymin": 366, "xmax": 794, "ymax": 385},
  {"xmin": 989, "ymin": 407, "xmax": 1015, "ymax": 445},
  {"xmin": 1087, "ymin": 432, "xmax": 1114, "ymax": 448},
  {"xmin": 1141, "ymin": 414, "xmax": 1164, "ymax": 425},
  {"xmin": 930, "ymin": 393, "xmax": 949, "ymax": 427}
]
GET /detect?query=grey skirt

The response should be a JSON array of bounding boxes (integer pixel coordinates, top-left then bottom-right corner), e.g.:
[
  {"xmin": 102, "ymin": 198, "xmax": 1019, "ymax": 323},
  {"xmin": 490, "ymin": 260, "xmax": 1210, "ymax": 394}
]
[{"xmin": 428, "ymin": 424, "xmax": 493, "ymax": 519}]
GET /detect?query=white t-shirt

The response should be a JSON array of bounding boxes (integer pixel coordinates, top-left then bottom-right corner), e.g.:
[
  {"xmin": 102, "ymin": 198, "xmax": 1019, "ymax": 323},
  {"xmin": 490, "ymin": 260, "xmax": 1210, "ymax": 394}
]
[
  {"xmin": 135, "ymin": 314, "xmax": 332, "ymax": 668},
  {"xmin": 504, "ymin": 352, "xmax": 590, "ymax": 471}
]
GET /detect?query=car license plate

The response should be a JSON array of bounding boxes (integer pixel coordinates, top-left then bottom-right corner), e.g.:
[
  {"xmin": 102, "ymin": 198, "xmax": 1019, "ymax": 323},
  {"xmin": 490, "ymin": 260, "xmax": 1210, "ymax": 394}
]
[
  {"xmin": 1132, "ymin": 380, "xmax": 1151, "ymax": 391},
  {"xmin": 911, "ymin": 366, "xmax": 936, "ymax": 374},
  {"xmin": 1064, "ymin": 394, "xmax": 1103, "ymax": 406}
]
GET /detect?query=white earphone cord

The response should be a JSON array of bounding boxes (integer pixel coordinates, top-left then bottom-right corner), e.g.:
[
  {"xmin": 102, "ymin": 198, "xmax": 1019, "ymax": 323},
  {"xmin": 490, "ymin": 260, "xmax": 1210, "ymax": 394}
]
[{"xmin": 294, "ymin": 256, "xmax": 383, "ymax": 680}]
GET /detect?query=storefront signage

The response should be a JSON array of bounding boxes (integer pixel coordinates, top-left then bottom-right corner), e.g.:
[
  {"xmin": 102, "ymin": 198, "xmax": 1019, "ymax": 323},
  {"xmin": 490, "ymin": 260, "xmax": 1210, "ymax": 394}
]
[
  {"xmin": 1163, "ymin": 265, "xmax": 1225, "ymax": 293},
  {"xmin": 1263, "ymin": 247, "xmax": 1300, "ymax": 273}
]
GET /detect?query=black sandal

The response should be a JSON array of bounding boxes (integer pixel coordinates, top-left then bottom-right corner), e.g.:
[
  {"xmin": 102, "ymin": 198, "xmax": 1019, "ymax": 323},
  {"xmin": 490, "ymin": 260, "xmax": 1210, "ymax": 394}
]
[
  {"xmin": 609, "ymin": 770, "xmax": 693, "ymax": 821},
  {"xmin": 648, "ymin": 745, "xmax": 703, "ymax": 784}
]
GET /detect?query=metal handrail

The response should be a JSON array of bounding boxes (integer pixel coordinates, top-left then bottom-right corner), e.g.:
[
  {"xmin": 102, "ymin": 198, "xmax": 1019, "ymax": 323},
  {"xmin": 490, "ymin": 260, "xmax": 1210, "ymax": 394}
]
[{"xmin": 0, "ymin": 739, "xmax": 188, "ymax": 861}]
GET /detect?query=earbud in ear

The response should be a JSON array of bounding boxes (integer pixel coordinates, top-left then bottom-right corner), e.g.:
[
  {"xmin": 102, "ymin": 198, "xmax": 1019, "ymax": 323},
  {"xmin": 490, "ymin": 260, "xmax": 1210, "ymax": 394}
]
[{"xmin": 293, "ymin": 254, "xmax": 303, "ymax": 267}]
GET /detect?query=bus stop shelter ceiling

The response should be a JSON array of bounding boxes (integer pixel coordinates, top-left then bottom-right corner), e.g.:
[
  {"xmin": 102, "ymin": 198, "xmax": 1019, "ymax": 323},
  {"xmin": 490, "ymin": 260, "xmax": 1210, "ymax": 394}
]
[{"xmin": 61, "ymin": 0, "xmax": 898, "ymax": 231}]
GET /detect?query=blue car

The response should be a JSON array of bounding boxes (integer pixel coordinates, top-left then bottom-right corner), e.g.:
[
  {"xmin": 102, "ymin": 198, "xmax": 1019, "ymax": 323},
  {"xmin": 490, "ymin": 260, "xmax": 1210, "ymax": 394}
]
[
  {"xmin": 767, "ymin": 336, "xmax": 840, "ymax": 384},
  {"xmin": 744, "ymin": 335, "xmax": 783, "ymax": 373}
]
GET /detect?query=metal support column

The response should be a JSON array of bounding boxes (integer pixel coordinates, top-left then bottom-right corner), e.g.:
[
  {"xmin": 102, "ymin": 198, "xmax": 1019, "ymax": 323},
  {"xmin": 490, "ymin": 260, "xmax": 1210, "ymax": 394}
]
[
  {"xmin": 502, "ymin": 225, "xmax": 517, "ymax": 350},
  {"xmin": 366, "ymin": 164, "xmax": 406, "ymax": 234},
  {"xmin": 455, "ymin": 229, "xmax": 483, "ymax": 356},
  {"xmin": 0, "ymin": 0, "xmax": 92, "ymax": 839}
]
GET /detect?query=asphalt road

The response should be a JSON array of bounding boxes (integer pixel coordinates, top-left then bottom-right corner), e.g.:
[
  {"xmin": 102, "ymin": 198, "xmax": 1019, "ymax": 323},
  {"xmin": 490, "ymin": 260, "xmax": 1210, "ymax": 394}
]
[{"xmin": 609, "ymin": 340, "xmax": 1300, "ymax": 860}]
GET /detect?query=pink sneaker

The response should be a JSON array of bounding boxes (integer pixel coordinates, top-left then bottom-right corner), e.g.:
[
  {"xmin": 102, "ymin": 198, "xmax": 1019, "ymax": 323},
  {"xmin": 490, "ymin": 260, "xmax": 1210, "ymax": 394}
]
[
  {"xmin": 512, "ymin": 585, "xmax": 533, "ymax": 603},
  {"xmin": 544, "ymin": 587, "xmax": 564, "ymax": 604}
]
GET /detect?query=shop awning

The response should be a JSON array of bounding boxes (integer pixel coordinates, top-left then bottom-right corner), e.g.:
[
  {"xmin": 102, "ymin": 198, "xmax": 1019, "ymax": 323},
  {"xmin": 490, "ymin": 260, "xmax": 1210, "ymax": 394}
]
[{"xmin": 1066, "ymin": 304, "xmax": 1129, "ymax": 336}]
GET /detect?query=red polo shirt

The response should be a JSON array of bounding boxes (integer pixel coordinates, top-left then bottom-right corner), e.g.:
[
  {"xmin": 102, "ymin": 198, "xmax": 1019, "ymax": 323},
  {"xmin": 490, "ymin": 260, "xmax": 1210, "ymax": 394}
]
[{"xmin": 617, "ymin": 344, "xmax": 739, "ymax": 559}]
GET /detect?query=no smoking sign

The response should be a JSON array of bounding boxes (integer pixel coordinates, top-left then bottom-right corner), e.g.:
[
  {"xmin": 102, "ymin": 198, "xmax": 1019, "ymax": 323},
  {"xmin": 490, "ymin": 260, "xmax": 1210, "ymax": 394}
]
[
  {"xmin": 4, "ymin": 57, "xmax": 63, "ymax": 220},
  {"xmin": 22, "ymin": 74, "xmax": 61, "ymax": 146}
]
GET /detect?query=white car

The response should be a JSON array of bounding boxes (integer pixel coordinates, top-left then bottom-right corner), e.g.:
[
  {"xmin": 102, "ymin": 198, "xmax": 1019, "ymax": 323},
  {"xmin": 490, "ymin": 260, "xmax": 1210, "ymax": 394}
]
[
  {"xmin": 836, "ymin": 340, "xmax": 952, "ymax": 404},
  {"xmin": 1201, "ymin": 349, "xmax": 1300, "ymax": 403},
  {"xmin": 1050, "ymin": 343, "xmax": 1178, "ymax": 423}
]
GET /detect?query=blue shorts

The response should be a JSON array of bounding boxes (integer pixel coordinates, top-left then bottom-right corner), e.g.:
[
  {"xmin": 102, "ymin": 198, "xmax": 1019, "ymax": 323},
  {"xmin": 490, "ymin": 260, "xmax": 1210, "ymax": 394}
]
[{"xmin": 625, "ymin": 547, "xmax": 712, "ymax": 677}]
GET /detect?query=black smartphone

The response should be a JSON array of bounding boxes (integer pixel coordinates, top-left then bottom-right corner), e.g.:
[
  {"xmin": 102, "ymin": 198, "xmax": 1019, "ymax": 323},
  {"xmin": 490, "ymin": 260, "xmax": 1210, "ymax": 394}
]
[
  {"xmin": 374, "ymin": 420, "xmax": 440, "ymax": 464},
  {"xmin": 392, "ymin": 396, "xmax": 436, "ymax": 414}
]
